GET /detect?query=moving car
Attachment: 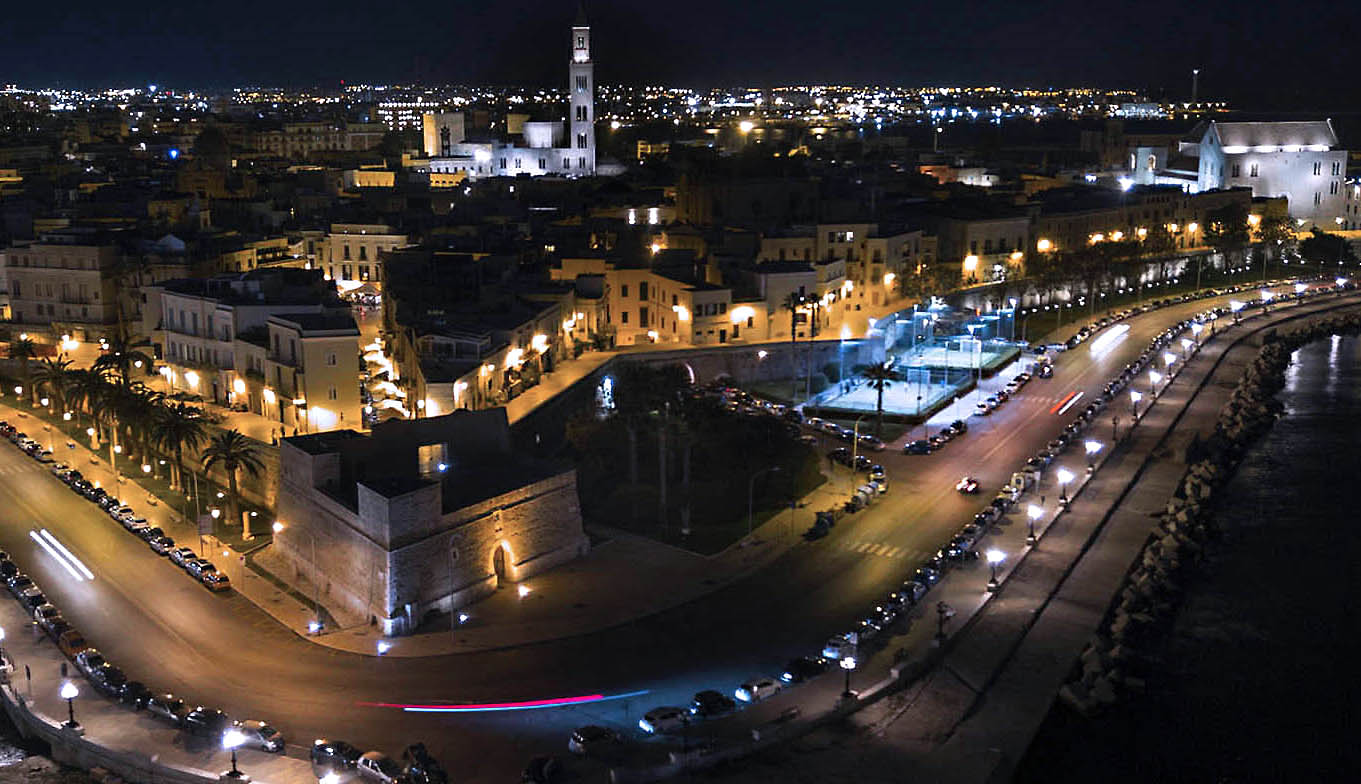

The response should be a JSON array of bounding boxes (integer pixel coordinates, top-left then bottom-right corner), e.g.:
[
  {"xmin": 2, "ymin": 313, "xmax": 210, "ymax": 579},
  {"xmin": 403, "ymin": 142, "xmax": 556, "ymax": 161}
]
[
  {"xmin": 955, "ymin": 476, "xmax": 980, "ymax": 494},
  {"xmin": 638, "ymin": 706, "xmax": 687, "ymax": 735}
]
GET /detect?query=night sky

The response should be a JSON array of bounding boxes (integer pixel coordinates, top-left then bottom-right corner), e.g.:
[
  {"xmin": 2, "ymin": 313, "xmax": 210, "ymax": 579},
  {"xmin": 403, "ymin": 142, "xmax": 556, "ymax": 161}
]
[{"xmin": 2, "ymin": 0, "xmax": 1355, "ymax": 110}]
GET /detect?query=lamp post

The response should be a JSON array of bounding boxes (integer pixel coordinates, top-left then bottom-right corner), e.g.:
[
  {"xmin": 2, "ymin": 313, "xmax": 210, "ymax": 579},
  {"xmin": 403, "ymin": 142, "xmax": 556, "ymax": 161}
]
[
  {"xmin": 747, "ymin": 466, "xmax": 782, "ymax": 535},
  {"xmin": 60, "ymin": 681, "xmax": 79, "ymax": 729},
  {"xmin": 1230, "ymin": 299, "xmax": 1245, "ymax": 324},
  {"xmin": 222, "ymin": 728, "xmax": 246, "ymax": 778},
  {"xmin": 1056, "ymin": 468, "xmax": 1075, "ymax": 505},
  {"xmin": 1148, "ymin": 370, "xmax": 1162, "ymax": 395},
  {"xmin": 1084, "ymin": 439, "xmax": 1103, "ymax": 470},
  {"xmin": 1181, "ymin": 338, "xmax": 1194, "ymax": 359},
  {"xmin": 850, "ymin": 413, "xmax": 869, "ymax": 487},
  {"xmin": 1130, "ymin": 389, "xmax": 1142, "ymax": 417},
  {"xmin": 1026, "ymin": 503, "xmax": 1042, "ymax": 545},
  {"xmin": 840, "ymin": 655, "xmax": 857, "ymax": 698},
  {"xmin": 1191, "ymin": 321, "xmax": 1203, "ymax": 345},
  {"xmin": 986, "ymin": 549, "xmax": 1005, "ymax": 591}
]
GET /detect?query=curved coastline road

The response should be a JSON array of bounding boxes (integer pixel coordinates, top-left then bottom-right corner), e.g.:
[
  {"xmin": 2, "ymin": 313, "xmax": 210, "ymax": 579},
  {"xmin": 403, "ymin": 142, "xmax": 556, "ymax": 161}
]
[{"xmin": 0, "ymin": 285, "xmax": 1322, "ymax": 781}]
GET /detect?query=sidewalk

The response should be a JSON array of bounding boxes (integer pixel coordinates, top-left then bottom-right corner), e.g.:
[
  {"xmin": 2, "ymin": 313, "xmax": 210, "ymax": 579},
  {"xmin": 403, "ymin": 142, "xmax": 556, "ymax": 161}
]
[{"xmin": 0, "ymin": 598, "xmax": 316, "ymax": 784}]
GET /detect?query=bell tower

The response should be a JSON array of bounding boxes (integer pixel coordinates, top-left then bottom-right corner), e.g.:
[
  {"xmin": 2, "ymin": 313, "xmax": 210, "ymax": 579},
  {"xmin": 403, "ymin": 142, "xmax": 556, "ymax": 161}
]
[{"xmin": 568, "ymin": 3, "xmax": 596, "ymax": 176}]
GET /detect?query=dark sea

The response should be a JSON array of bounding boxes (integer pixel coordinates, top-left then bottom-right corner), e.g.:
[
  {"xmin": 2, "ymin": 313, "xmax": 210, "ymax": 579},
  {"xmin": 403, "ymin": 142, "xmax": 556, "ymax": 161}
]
[{"xmin": 1015, "ymin": 335, "xmax": 1361, "ymax": 783}]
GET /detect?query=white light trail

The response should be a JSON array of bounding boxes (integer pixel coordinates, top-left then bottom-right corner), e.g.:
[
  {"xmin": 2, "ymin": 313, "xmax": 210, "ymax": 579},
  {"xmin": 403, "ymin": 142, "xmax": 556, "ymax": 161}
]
[
  {"xmin": 40, "ymin": 530, "xmax": 94, "ymax": 580},
  {"xmin": 30, "ymin": 530, "xmax": 86, "ymax": 582},
  {"xmin": 1088, "ymin": 324, "xmax": 1131, "ymax": 357},
  {"xmin": 1056, "ymin": 391, "xmax": 1085, "ymax": 415}
]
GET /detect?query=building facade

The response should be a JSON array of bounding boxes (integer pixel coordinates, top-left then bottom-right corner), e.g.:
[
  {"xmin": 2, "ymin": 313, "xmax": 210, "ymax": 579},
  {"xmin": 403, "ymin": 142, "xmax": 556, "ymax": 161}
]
[
  {"xmin": 1189, "ymin": 120, "xmax": 1347, "ymax": 228},
  {"xmin": 275, "ymin": 411, "xmax": 589, "ymax": 635}
]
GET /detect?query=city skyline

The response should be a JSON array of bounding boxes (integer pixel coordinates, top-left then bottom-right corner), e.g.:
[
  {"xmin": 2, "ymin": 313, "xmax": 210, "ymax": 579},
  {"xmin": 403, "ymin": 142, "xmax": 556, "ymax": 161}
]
[{"xmin": 1, "ymin": 0, "xmax": 1356, "ymax": 110}]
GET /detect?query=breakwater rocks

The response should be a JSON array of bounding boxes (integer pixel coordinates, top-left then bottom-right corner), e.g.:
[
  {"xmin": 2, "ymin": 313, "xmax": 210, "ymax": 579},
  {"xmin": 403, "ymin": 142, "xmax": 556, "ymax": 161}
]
[{"xmin": 1059, "ymin": 309, "xmax": 1361, "ymax": 716}]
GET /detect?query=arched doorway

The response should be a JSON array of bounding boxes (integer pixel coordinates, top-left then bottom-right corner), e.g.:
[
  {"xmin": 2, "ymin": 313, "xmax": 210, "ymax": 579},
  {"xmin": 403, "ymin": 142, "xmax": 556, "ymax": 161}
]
[{"xmin": 492, "ymin": 544, "xmax": 507, "ymax": 588}]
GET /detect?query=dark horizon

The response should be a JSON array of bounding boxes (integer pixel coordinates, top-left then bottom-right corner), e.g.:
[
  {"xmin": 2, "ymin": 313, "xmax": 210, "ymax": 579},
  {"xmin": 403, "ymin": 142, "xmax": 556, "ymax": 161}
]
[{"xmin": 1, "ymin": 0, "xmax": 1356, "ymax": 112}]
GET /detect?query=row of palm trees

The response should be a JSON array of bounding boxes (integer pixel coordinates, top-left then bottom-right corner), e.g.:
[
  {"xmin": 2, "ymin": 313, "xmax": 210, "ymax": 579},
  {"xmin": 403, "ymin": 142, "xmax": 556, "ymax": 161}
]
[{"xmin": 6, "ymin": 338, "xmax": 265, "ymax": 538}]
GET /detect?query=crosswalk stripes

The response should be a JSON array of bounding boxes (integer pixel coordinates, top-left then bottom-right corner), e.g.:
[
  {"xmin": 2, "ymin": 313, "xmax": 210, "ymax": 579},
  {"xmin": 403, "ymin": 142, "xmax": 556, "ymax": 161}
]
[{"xmin": 843, "ymin": 540, "xmax": 914, "ymax": 560}]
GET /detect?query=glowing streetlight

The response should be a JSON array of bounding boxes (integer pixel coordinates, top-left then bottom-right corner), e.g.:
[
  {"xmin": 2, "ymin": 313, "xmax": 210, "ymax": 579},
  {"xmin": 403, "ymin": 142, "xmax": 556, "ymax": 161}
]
[
  {"xmin": 60, "ymin": 681, "xmax": 80, "ymax": 729},
  {"xmin": 517, "ymin": 584, "xmax": 532, "ymax": 599},
  {"xmin": 210, "ymin": 508, "xmax": 221, "ymax": 519},
  {"xmin": 1181, "ymin": 337, "xmax": 1194, "ymax": 357},
  {"xmin": 1056, "ymin": 468, "xmax": 1075, "ymax": 505},
  {"xmin": 1163, "ymin": 351, "xmax": 1177, "ymax": 369},
  {"xmin": 985, "ymin": 549, "xmax": 1006, "ymax": 591},
  {"xmin": 1026, "ymin": 503, "xmax": 1042, "ymax": 545},
  {"xmin": 63, "ymin": 412, "xmax": 72, "ymax": 421},
  {"xmin": 39, "ymin": 397, "xmax": 49, "ymax": 408},
  {"xmin": 840, "ymin": 655, "xmax": 857, "ymax": 698},
  {"xmin": 1084, "ymin": 439, "xmax": 1103, "ymax": 469},
  {"xmin": 376, "ymin": 640, "xmax": 392, "ymax": 656},
  {"xmin": 222, "ymin": 728, "xmax": 247, "ymax": 778},
  {"xmin": 141, "ymin": 464, "xmax": 151, "ymax": 474},
  {"xmin": 1148, "ymin": 370, "xmax": 1162, "ymax": 393},
  {"xmin": 272, "ymin": 521, "xmax": 284, "ymax": 534}
]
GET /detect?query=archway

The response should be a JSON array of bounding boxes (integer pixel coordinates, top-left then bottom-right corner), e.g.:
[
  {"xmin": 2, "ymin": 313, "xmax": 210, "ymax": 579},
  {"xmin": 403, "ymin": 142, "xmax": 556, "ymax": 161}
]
[{"xmin": 492, "ymin": 543, "xmax": 508, "ymax": 588}]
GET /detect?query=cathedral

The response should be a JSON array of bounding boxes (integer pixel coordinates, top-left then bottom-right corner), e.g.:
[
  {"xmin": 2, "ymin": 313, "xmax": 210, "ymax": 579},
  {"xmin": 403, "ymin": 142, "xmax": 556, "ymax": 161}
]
[{"xmin": 421, "ymin": 5, "xmax": 597, "ymax": 179}]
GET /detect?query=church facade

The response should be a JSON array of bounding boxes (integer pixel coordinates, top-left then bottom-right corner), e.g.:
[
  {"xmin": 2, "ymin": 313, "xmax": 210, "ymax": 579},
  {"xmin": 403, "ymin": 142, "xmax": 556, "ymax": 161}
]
[{"xmin": 422, "ymin": 8, "xmax": 597, "ymax": 180}]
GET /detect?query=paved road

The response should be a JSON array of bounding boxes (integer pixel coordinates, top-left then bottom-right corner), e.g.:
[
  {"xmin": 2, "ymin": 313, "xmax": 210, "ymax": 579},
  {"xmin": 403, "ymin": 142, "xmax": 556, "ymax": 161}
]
[{"xmin": 0, "ymin": 284, "xmax": 1317, "ymax": 782}]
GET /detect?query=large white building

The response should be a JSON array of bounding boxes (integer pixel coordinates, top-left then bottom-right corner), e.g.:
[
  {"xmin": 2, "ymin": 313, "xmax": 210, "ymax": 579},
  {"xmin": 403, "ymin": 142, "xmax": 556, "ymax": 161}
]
[
  {"xmin": 422, "ymin": 7, "xmax": 596, "ymax": 179},
  {"xmin": 1185, "ymin": 120, "xmax": 1347, "ymax": 228}
]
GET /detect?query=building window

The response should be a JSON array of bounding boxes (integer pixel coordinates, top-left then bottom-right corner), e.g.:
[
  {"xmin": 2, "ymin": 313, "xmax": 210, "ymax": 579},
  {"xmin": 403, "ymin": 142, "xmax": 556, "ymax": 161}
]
[
  {"xmin": 1315, "ymin": 192, "xmax": 1322, "ymax": 206},
  {"xmin": 576, "ymin": 75, "xmax": 588, "ymax": 91},
  {"xmin": 620, "ymin": 284, "xmax": 628, "ymax": 298},
  {"xmin": 343, "ymin": 245, "xmax": 351, "ymax": 260},
  {"xmin": 1231, "ymin": 164, "xmax": 1240, "ymax": 178},
  {"xmin": 575, "ymin": 106, "xmax": 588, "ymax": 122},
  {"xmin": 563, "ymin": 158, "xmax": 570, "ymax": 169},
  {"xmin": 326, "ymin": 352, "xmax": 337, "ymax": 366},
  {"xmin": 579, "ymin": 157, "xmax": 587, "ymax": 169},
  {"xmin": 1314, "ymin": 161, "xmax": 1322, "ymax": 176},
  {"xmin": 639, "ymin": 281, "xmax": 648, "ymax": 300},
  {"xmin": 539, "ymin": 158, "xmax": 547, "ymax": 169},
  {"xmin": 1333, "ymin": 161, "xmax": 1342, "ymax": 176},
  {"xmin": 577, "ymin": 133, "xmax": 588, "ymax": 149},
  {"xmin": 328, "ymin": 386, "xmax": 338, "ymax": 401},
  {"xmin": 621, "ymin": 311, "xmax": 629, "ymax": 324},
  {"xmin": 1250, "ymin": 163, "xmax": 1259, "ymax": 177}
]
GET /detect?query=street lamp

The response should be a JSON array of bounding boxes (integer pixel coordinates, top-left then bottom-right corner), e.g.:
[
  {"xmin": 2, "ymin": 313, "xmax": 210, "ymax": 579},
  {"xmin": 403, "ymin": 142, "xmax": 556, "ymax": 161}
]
[
  {"xmin": 1130, "ymin": 389, "xmax": 1142, "ymax": 417},
  {"xmin": 986, "ymin": 549, "xmax": 1005, "ymax": 591},
  {"xmin": 1084, "ymin": 439, "xmax": 1103, "ymax": 469},
  {"xmin": 1229, "ymin": 299, "xmax": 1245, "ymax": 324},
  {"xmin": 1190, "ymin": 322, "xmax": 1203, "ymax": 344},
  {"xmin": 1148, "ymin": 370, "xmax": 1162, "ymax": 394},
  {"xmin": 1026, "ymin": 503, "xmax": 1042, "ymax": 545},
  {"xmin": 840, "ymin": 655, "xmax": 857, "ymax": 698},
  {"xmin": 1181, "ymin": 338, "xmax": 1194, "ymax": 358},
  {"xmin": 747, "ymin": 466, "xmax": 782, "ymax": 535},
  {"xmin": 1163, "ymin": 351, "xmax": 1177, "ymax": 370},
  {"xmin": 60, "ymin": 681, "xmax": 79, "ymax": 729},
  {"xmin": 1056, "ymin": 468, "xmax": 1075, "ymax": 505},
  {"xmin": 222, "ymin": 727, "xmax": 246, "ymax": 778}
]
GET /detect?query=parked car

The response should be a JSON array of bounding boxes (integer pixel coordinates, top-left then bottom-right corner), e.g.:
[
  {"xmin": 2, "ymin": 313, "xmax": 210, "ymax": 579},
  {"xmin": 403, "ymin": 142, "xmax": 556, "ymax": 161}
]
[
  {"xmin": 690, "ymin": 689, "xmax": 737, "ymax": 717},
  {"xmin": 73, "ymin": 649, "xmax": 108, "ymax": 680},
  {"xmin": 400, "ymin": 743, "xmax": 447, "ymax": 784},
  {"xmin": 233, "ymin": 719, "xmax": 286, "ymax": 752},
  {"xmin": 183, "ymin": 707, "xmax": 231, "ymax": 738},
  {"xmin": 521, "ymin": 756, "xmax": 562, "ymax": 784},
  {"xmin": 947, "ymin": 420, "xmax": 969, "ymax": 436},
  {"xmin": 899, "ymin": 580, "xmax": 928, "ymax": 603},
  {"xmin": 184, "ymin": 559, "xmax": 216, "ymax": 578},
  {"xmin": 857, "ymin": 434, "xmax": 885, "ymax": 452},
  {"xmin": 202, "ymin": 572, "xmax": 232, "ymax": 592},
  {"xmin": 903, "ymin": 440, "xmax": 933, "ymax": 455},
  {"xmin": 356, "ymin": 752, "xmax": 404, "ymax": 784},
  {"xmin": 780, "ymin": 655, "xmax": 830, "ymax": 684},
  {"xmin": 89, "ymin": 664, "xmax": 128, "ymax": 697},
  {"xmin": 568, "ymin": 725, "xmax": 620, "ymax": 756},
  {"xmin": 149, "ymin": 536, "xmax": 176, "ymax": 555},
  {"xmin": 119, "ymin": 680, "xmax": 152, "ymax": 709},
  {"xmin": 20, "ymin": 586, "xmax": 47, "ymax": 609},
  {"xmin": 638, "ymin": 706, "xmax": 688, "ymax": 735},
  {"xmin": 822, "ymin": 634, "xmax": 855, "ymax": 660},
  {"xmin": 169, "ymin": 547, "xmax": 197, "ymax": 566},
  {"xmin": 311, "ymin": 739, "xmax": 363, "ymax": 775},
  {"xmin": 57, "ymin": 630, "xmax": 90, "ymax": 659}
]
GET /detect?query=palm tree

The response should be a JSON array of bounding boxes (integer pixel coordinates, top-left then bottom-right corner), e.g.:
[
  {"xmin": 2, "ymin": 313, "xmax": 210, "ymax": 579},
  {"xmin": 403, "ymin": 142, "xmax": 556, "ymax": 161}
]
[
  {"xmin": 116, "ymin": 384, "xmax": 165, "ymax": 465},
  {"xmin": 68, "ymin": 369, "xmax": 110, "ymax": 434},
  {"xmin": 857, "ymin": 361, "xmax": 902, "ymax": 437},
  {"xmin": 155, "ymin": 402, "xmax": 207, "ymax": 491},
  {"xmin": 92, "ymin": 335, "xmax": 152, "ymax": 390},
  {"xmin": 201, "ymin": 429, "xmax": 264, "ymax": 539},
  {"xmin": 34, "ymin": 357, "xmax": 74, "ymax": 414},
  {"xmin": 8, "ymin": 337, "xmax": 38, "ymax": 405},
  {"xmin": 782, "ymin": 292, "xmax": 805, "ymax": 401}
]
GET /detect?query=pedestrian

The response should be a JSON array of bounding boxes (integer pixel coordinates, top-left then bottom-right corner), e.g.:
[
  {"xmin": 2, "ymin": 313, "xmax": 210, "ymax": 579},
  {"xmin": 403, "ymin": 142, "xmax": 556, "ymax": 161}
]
[{"xmin": 1041, "ymin": 494, "xmax": 1046, "ymax": 506}]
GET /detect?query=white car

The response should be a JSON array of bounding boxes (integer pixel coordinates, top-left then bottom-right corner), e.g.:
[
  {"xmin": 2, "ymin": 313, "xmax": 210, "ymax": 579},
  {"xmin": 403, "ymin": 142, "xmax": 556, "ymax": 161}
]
[
  {"xmin": 822, "ymin": 634, "xmax": 855, "ymax": 660},
  {"xmin": 356, "ymin": 752, "xmax": 403, "ymax": 784},
  {"xmin": 232, "ymin": 719, "xmax": 285, "ymax": 752},
  {"xmin": 734, "ymin": 677, "xmax": 781, "ymax": 703},
  {"xmin": 638, "ymin": 706, "xmax": 687, "ymax": 735}
]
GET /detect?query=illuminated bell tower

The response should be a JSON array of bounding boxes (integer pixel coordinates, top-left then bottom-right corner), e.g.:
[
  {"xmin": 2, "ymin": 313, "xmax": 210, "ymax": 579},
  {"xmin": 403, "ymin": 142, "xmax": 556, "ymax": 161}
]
[{"xmin": 568, "ymin": 4, "xmax": 596, "ymax": 176}]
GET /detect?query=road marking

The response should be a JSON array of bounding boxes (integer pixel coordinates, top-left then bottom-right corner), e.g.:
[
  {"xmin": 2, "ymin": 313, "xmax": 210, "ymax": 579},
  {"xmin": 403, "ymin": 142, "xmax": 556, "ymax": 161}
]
[
  {"xmin": 1057, "ymin": 391, "xmax": 1085, "ymax": 415},
  {"xmin": 1049, "ymin": 390, "xmax": 1079, "ymax": 415}
]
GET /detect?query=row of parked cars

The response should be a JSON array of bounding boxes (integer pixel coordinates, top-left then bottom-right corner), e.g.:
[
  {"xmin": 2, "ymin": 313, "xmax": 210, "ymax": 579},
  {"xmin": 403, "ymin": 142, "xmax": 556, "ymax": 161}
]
[
  {"xmin": 902, "ymin": 419, "xmax": 968, "ymax": 455},
  {"xmin": 805, "ymin": 417, "xmax": 886, "ymax": 453},
  {"xmin": 974, "ymin": 370, "xmax": 1033, "ymax": 417},
  {"xmin": 0, "ymin": 546, "xmax": 285, "ymax": 753}
]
